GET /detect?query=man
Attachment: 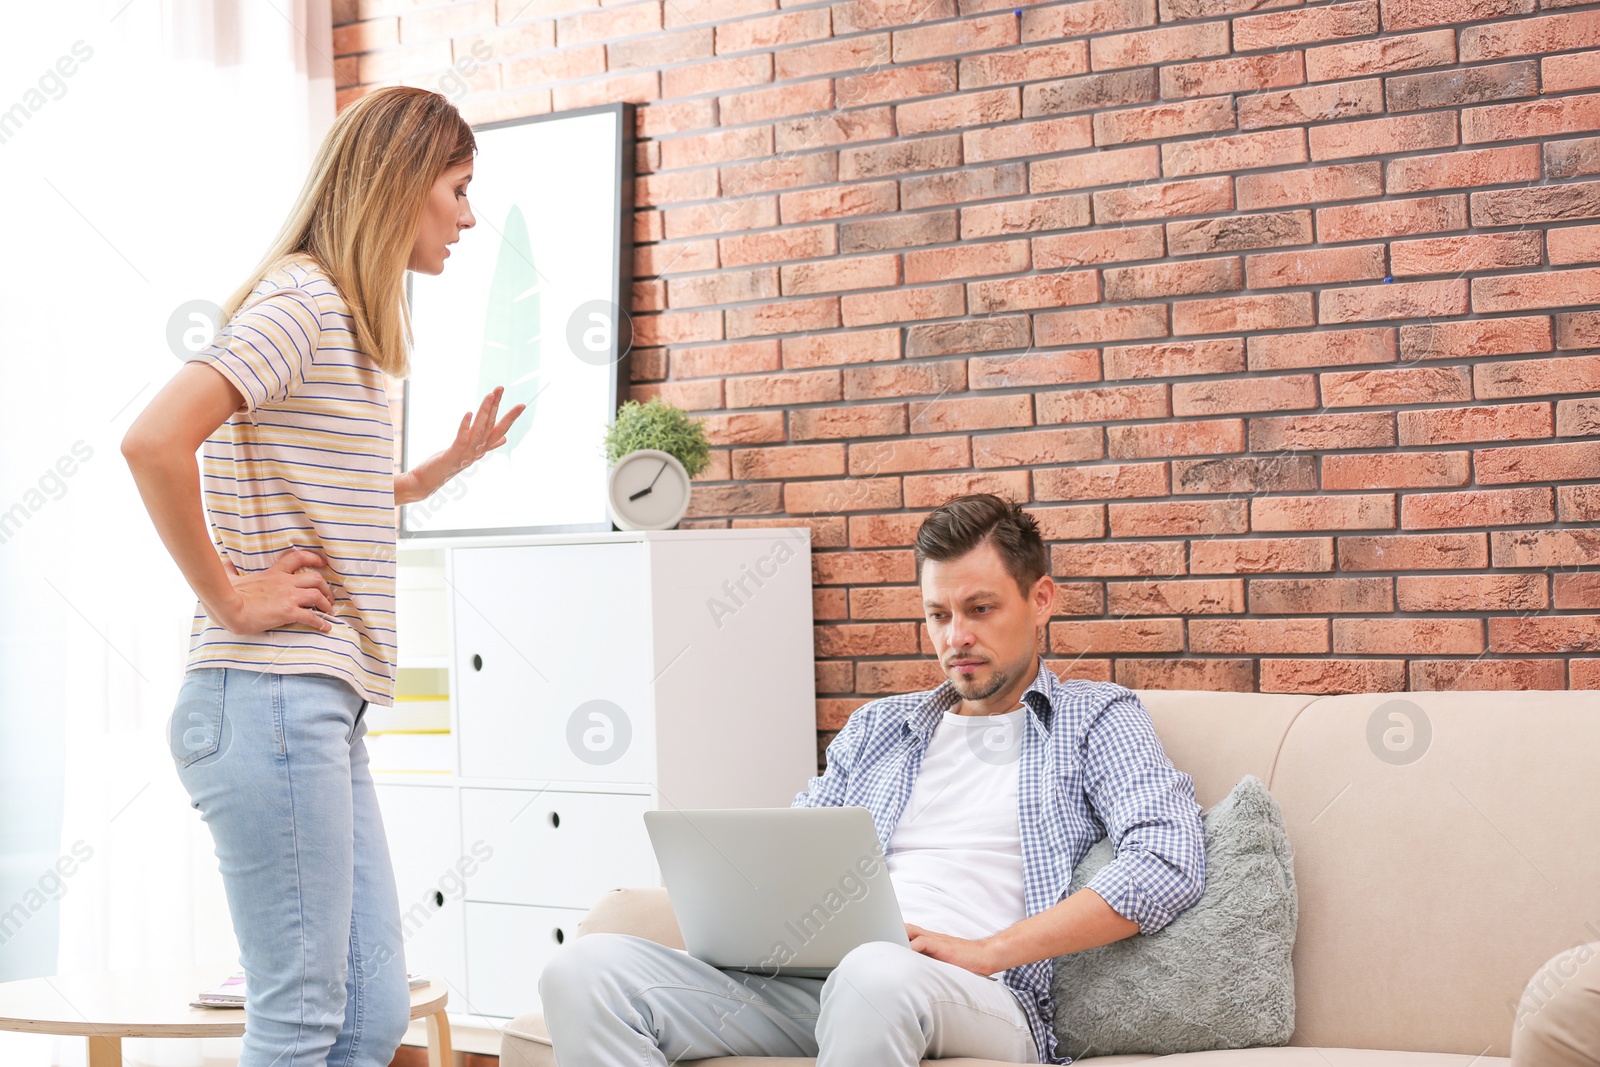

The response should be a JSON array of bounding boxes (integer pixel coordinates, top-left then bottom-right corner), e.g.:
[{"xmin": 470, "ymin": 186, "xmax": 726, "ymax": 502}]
[{"xmin": 539, "ymin": 493, "xmax": 1206, "ymax": 1065}]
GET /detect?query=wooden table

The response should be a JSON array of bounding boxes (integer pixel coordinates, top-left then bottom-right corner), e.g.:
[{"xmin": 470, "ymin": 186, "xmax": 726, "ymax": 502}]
[{"xmin": 0, "ymin": 965, "xmax": 452, "ymax": 1066}]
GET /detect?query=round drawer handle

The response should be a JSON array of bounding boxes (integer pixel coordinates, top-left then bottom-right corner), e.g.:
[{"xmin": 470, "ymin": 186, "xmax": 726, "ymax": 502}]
[
  {"xmin": 433, "ymin": 890, "xmax": 444, "ymax": 908},
  {"xmin": 554, "ymin": 928, "xmax": 565, "ymax": 945},
  {"xmin": 471, "ymin": 654, "xmax": 483, "ymax": 671},
  {"xmin": 549, "ymin": 811, "xmax": 561, "ymax": 829}
]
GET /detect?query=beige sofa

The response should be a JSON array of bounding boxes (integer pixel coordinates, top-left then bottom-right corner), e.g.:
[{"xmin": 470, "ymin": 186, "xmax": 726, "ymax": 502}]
[{"xmin": 500, "ymin": 688, "xmax": 1600, "ymax": 1067}]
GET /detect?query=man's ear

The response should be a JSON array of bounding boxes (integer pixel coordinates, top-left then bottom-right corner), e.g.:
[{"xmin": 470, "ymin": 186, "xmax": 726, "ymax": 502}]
[{"xmin": 1032, "ymin": 573, "xmax": 1055, "ymax": 621}]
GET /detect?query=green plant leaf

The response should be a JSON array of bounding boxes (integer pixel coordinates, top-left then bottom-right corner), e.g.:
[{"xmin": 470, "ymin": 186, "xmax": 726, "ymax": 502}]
[
  {"xmin": 478, "ymin": 204, "xmax": 540, "ymax": 454},
  {"xmin": 603, "ymin": 396, "xmax": 711, "ymax": 477}
]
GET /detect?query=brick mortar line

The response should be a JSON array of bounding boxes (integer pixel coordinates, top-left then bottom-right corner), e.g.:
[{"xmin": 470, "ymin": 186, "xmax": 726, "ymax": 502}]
[
  {"xmin": 629, "ymin": 82, "xmax": 1600, "ymax": 163},
  {"xmin": 637, "ymin": 194, "xmax": 1588, "ymax": 251},
  {"xmin": 637, "ymin": 235, "xmax": 1579, "ymax": 287},
  {"xmin": 639, "ymin": 169, "xmax": 1517, "ymax": 216},
  {"xmin": 637, "ymin": 301, "xmax": 1590, "ymax": 335},
  {"xmin": 664, "ymin": 355, "xmax": 1593, "ymax": 389},
  {"xmin": 639, "ymin": 232, "xmax": 1579, "ymax": 289}
]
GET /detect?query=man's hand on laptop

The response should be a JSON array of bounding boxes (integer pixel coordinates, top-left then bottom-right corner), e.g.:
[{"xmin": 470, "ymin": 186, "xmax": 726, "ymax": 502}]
[{"xmin": 904, "ymin": 923, "xmax": 1002, "ymax": 977}]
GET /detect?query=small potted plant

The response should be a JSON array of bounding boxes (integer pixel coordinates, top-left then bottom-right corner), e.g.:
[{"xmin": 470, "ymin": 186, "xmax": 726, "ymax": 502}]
[{"xmin": 602, "ymin": 396, "xmax": 712, "ymax": 531}]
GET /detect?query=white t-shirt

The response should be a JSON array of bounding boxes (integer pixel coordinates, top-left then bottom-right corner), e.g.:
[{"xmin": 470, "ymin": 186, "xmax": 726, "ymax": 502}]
[{"xmin": 886, "ymin": 705, "xmax": 1028, "ymax": 977}]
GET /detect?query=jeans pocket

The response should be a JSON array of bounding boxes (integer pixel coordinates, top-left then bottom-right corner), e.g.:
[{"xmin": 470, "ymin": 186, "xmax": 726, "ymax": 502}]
[{"xmin": 170, "ymin": 669, "xmax": 228, "ymax": 768}]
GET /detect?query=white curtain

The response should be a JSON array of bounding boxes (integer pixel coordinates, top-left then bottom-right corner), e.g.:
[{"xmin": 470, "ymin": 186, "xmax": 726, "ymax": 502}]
[{"xmin": 0, "ymin": 2, "xmax": 333, "ymax": 1064}]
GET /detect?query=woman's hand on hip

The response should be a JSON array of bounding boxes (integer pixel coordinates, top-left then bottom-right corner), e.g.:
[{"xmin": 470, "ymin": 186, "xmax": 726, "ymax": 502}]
[{"xmin": 213, "ymin": 547, "xmax": 338, "ymax": 635}]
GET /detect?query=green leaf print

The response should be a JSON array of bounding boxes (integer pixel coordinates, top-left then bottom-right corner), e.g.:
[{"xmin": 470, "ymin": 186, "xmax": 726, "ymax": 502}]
[{"xmin": 478, "ymin": 204, "xmax": 540, "ymax": 454}]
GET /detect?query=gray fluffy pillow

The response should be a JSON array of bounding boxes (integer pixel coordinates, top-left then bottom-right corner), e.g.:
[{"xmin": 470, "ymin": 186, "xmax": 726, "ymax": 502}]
[{"xmin": 1050, "ymin": 774, "xmax": 1297, "ymax": 1058}]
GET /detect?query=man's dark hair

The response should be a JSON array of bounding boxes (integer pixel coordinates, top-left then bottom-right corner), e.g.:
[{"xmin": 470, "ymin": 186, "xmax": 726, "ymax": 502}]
[{"xmin": 915, "ymin": 494, "xmax": 1048, "ymax": 598}]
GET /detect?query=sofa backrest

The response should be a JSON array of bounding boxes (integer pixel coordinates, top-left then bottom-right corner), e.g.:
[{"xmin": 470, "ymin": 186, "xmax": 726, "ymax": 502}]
[{"xmin": 1135, "ymin": 688, "xmax": 1600, "ymax": 1058}]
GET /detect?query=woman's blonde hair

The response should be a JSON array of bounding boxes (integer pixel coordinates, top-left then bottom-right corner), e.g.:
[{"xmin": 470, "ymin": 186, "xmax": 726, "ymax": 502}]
[{"xmin": 221, "ymin": 86, "xmax": 476, "ymax": 379}]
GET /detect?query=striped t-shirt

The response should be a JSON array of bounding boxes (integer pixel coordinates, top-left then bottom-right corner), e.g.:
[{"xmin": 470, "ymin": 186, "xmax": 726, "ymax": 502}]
[{"xmin": 186, "ymin": 252, "xmax": 397, "ymax": 707}]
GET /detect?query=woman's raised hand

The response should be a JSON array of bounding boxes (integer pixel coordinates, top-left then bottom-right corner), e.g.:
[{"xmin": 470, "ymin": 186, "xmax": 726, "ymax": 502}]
[
  {"xmin": 442, "ymin": 385, "xmax": 527, "ymax": 476},
  {"xmin": 214, "ymin": 547, "xmax": 338, "ymax": 635},
  {"xmin": 399, "ymin": 385, "xmax": 528, "ymax": 505}
]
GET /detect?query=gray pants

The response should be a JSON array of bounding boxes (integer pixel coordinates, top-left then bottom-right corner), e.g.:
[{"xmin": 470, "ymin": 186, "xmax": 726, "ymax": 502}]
[{"xmin": 537, "ymin": 933, "xmax": 1041, "ymax": 1066}]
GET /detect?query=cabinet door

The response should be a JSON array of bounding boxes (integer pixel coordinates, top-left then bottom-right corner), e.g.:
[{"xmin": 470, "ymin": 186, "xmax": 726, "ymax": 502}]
[
  {"xmin": 453, "ymin": 543, "xmax": 655, "ymax": 785},
  {"xmin": 461, "ymin": 787, "xmax": 657, "ymax": 909},
  {"xmin": 372, "ymin": 784, "xmax": 467, "ymax": 996},
  {"xmin": 464, "ymin": 901, "xmax": 588, "ymax": 1017}
]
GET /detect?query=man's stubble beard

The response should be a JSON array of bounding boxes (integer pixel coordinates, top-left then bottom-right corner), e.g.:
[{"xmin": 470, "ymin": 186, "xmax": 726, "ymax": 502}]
[
  {"xmin": 953, "ymin": 668, "xmax": 1010, "ymax": 701},
  {"xmin": 949, "ymin": 656, "xmax": 1021, "ymax": 702},
  {"xmin": 945, "ymin": 626, "xmax": 1041, "ymax": 704}
]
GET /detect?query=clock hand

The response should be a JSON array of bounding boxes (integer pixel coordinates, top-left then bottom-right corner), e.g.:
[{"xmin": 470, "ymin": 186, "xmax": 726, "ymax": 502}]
[
  {"xmin": 647, "ymin": 459, "xmax": 668, "ymax": 489},
  {"xmin": 628, "ymin": 459, "xmax": 670, "ymax": 501}
]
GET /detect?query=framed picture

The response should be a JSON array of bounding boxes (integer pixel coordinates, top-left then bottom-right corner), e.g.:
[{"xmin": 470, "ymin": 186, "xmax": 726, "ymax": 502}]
[{"xmin": 400, "ymin": 101, "xmax": 635, "ymax": 538}]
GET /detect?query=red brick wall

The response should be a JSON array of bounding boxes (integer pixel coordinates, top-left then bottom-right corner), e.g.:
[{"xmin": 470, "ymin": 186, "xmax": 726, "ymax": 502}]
[{"xmin": 337, "ymin": 0, "xmax": 1600, "ymax": 752}]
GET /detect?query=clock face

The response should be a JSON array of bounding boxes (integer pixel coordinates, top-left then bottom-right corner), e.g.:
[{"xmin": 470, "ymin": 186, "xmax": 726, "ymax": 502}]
[{"xmin": 607, "ymin": 450, "xmax": 692, "ymax": 531}]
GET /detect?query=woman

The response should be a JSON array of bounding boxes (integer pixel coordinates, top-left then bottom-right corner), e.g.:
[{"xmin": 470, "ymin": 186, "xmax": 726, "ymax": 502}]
[{"xmin": 122, "ymin": 86, "xmax": 523, "ymax": 1066}]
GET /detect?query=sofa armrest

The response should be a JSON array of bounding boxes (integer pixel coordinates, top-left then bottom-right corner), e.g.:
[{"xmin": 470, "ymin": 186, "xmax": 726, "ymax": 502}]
[{"xmin": 574, "ymin": 887, "xmax": 686, "ymax": 949}]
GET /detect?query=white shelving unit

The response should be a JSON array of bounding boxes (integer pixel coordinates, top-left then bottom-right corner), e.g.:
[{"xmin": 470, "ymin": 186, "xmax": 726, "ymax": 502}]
[{"xmin": 377, "ymin": 528, "xmax": 818, "ymax": 1055}]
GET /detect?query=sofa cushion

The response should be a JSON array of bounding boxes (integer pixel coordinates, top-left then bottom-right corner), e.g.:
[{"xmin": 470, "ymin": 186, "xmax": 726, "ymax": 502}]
[{"xmin": 1051, "ymin": 775, "xmax": 1297, "ymax": 1058}]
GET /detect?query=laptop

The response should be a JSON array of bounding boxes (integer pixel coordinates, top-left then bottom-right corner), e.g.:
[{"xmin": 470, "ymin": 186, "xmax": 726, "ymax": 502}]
[{"xmin": 644, "ymin": 807, "xmax": 911, "ymax": 977}]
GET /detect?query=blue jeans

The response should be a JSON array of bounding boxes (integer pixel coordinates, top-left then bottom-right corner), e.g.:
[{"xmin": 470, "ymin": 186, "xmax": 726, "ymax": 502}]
[{"xmin": 169, "ymin": 667, "xmax": 410, "ymax": 1067}]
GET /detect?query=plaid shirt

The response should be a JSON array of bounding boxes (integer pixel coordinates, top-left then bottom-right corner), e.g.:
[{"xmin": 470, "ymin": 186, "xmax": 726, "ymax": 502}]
[{"xmin": 792, "ymin": 658, "xmax": 1206, "ymax": 1065}]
